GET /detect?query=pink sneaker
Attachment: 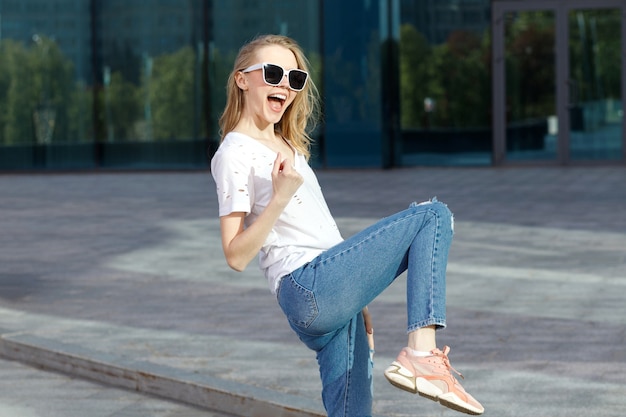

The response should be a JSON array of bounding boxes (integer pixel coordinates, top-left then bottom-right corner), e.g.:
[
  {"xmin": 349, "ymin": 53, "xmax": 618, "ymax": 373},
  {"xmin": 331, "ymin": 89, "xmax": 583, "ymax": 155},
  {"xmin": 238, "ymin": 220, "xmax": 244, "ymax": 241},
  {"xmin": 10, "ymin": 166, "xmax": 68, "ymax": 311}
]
[{"xmin": 384, "ymin": 346, "xmax": 484, "ymax": 415}]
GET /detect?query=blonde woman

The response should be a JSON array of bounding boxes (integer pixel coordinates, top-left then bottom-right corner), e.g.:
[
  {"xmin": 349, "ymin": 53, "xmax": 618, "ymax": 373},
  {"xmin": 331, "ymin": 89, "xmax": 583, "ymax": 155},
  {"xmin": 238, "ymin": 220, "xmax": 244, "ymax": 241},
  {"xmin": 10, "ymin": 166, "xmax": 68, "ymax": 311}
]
[{"xmin": 211, "ymin": 34, "xmax": 484, "ymax": 417}]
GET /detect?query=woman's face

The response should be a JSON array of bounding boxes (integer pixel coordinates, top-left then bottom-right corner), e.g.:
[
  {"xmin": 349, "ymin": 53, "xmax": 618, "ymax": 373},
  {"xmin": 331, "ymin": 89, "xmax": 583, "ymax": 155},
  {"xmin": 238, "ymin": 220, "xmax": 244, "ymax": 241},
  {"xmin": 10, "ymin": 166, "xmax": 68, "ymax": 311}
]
[{"xmin": 237, "ymin": 45, "xmax": 300, "ymax": 127}]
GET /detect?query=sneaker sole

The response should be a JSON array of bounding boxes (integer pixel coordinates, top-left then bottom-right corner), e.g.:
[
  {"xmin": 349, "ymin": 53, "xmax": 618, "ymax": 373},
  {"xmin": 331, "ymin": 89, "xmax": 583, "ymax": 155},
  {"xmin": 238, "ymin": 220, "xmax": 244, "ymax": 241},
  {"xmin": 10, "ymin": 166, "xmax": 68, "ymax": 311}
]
[{"xmin": 384, "ymin": 362, "xmax": 484, "ymax": 415}]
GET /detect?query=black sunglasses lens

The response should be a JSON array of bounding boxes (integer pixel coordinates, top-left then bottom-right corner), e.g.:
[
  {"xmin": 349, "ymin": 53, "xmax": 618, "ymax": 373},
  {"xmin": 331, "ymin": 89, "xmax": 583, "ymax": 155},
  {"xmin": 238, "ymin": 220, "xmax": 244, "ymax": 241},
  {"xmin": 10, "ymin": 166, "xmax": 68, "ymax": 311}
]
[
  {"xmin": 262, "ymin": 64, "xmax": 307, "ymax": 90},
  {"xmin": 289, "ymin": 71, "xmax": 307, "ymax": 90},
  {"xmin": 263, "ymin": 64, "xmax": 284, "ymax": 85}
]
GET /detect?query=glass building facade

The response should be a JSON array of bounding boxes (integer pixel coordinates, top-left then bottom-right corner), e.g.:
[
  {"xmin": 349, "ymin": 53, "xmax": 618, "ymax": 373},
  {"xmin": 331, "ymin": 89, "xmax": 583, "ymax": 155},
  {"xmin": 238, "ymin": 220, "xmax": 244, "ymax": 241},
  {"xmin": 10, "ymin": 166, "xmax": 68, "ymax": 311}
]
[{"xmin": 0, "ymin": 0, "xmax": 623, "ymax": 170}]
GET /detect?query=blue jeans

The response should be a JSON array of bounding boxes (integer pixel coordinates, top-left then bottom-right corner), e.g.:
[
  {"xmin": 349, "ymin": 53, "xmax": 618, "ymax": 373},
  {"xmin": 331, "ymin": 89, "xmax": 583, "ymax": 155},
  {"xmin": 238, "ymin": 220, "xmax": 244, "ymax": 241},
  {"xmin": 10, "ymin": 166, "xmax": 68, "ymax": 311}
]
[{"xmin": 277, "ymin": 199, "xmax": 454, "ymax": 417}]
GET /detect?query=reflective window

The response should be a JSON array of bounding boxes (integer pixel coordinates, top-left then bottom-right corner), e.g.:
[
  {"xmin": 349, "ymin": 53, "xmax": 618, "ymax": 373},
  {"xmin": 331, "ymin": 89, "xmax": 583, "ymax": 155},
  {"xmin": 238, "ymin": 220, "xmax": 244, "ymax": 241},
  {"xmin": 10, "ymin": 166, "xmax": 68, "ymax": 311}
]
[
  {"xmin": 399, "ymin": 0, "xmax": 492, "ymax": 166},
  {"xmin": 494, "ymin": 2, "xmax": 623, "ymax": 165},
  {"xmin": 504, "ymin": 10, "xmax": 557, "ymax": 162},
  {"xmin": 96, "ymin": 0, "xmax": 207, "ymax": 168},
  {"xmin": 3, "ymin": 0, "xmax": 620, "ymax": 170},
  {"xmin": 0, "ymin": 1, "xmax": 93, "ymax": 169},
  {"xmin": 0, "ymin": 0, "xmax": 321, "ymax": 170},
  {"xmin": 321, "ymin": 1, "xmax": 384, "ymax": 167},
  {"xmin": 569, "ymin": 8, "xmax": 622, "ymax": 161}
]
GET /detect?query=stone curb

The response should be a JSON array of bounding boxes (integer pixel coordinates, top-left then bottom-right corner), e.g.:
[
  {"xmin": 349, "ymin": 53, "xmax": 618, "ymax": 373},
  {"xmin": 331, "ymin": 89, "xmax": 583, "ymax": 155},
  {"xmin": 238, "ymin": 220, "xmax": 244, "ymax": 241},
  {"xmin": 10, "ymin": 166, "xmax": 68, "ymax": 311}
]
[{"xmin": 0, "ymin": 332, "xmax": 326, "ymax": 417}]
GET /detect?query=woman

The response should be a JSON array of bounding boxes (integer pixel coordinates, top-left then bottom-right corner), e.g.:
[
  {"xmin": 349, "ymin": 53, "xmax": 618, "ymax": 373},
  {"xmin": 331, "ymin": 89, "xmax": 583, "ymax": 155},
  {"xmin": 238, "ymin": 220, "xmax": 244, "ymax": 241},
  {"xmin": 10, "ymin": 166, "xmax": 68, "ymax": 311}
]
[{"xmin": 211, "ymin": 34, "xmax": 484, "ymax": 417}]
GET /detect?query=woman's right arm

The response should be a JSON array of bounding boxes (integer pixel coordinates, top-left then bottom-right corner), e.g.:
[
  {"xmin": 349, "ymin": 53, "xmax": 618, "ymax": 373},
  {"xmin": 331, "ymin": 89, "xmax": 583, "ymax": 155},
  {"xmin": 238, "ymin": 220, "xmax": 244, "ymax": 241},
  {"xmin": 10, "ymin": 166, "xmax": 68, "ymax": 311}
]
[{"xmin": 219, "ymin": 152, "xmax": 303, "ymax": 272}]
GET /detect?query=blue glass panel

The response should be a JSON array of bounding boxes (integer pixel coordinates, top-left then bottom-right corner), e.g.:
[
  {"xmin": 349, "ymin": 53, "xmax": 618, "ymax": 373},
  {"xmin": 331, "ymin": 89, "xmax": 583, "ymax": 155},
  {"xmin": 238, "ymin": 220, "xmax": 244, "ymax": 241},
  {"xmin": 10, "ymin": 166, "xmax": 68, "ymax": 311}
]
[
  {"xmin": 322, "ymin": 0, "xmax": 383, "ymax": 167},
  {"xmin": 399, "ymin": 0, "xmax": 492, "ymax": 166}
]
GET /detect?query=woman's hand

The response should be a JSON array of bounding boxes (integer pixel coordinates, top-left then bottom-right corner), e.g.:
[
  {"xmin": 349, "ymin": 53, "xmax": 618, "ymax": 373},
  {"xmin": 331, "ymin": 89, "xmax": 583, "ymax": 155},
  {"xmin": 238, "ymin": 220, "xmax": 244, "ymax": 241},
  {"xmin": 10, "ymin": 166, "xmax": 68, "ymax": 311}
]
[
  {"xmin": 219, "ymin": 152, "xmax": 303, "ymax": 272},
  {"xmin": 362, "ymin": 306, "xmax": 374, "ymax": 351},
  {"xmin": 271, "ymin": 152, "xmax": 303, "ymax": 206}
]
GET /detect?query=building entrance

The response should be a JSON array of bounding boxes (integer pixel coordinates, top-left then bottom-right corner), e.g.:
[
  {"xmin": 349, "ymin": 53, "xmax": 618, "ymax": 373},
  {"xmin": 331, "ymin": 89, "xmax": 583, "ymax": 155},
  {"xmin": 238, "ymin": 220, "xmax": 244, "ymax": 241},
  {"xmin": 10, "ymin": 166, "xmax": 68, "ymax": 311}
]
[{"xmin": 492, "ymin": 0, "xmax": 625, "ymax": 164}]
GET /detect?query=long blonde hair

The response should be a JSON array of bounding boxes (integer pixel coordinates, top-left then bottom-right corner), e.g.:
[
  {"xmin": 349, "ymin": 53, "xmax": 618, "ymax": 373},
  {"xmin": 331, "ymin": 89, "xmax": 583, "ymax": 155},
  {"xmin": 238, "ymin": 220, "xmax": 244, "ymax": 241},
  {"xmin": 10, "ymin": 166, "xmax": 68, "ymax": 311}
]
[{"xmin": 218, "ymin": 34, "xmax": 319, "ymax": 160}]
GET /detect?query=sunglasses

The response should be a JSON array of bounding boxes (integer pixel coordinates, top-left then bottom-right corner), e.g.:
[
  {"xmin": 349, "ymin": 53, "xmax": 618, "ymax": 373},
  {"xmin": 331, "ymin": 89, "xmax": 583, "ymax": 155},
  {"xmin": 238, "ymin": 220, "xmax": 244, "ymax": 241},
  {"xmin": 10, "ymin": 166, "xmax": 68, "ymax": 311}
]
[{"xmin": 242, "ymin": 63, "xmax": 308, "ymax": 91}]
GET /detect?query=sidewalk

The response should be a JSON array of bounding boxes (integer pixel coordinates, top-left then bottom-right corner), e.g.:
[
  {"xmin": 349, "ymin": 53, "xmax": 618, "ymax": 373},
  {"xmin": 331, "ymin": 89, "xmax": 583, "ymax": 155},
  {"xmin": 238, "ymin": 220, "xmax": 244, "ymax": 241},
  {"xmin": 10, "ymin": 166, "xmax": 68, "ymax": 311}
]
[
  {"xmin": 0, "ymin": 167, "xmax": 625, "ymax": 417},
  {"xmin": 0, "ymin": 357, "xmax": 225, "ymax": 417}
]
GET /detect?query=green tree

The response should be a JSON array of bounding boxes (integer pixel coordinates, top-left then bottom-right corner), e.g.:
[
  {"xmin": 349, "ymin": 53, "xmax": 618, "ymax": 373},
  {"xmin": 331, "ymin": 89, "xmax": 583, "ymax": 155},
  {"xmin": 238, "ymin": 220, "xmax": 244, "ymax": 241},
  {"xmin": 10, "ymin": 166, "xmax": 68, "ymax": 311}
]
[
  {"xmin": 0, "ymin": 42, "xmax": 12, "ymax": 143},
  {"xmin": 102, "ymin": 70, "xmax": 141, "ymax": 141},
  {"xmin": 3, "ymin": 40, "xmax": 34, "ymax": 144},
  {"xmin": 399, "ymin": 24, "xmax": 440, "ymax": 128},
  {"xmin": 66, "ymin": 81, "xmax": 94, "ymax": 143},
  {"xmin": 433, "ymin": 30, "xmax": 490, "ymax": 127},
  {"xmin": 1, "ymin": 37, "xmax": 74, "ymax": 144},
  {"xmin": 569, "ymin": 9, "xmax": 621, "ymax": 102},
  {"xmin": 505, "ymin": 12, "xmax": 556, "ymax": 121},
  {"xmin": 148, "ymin": 47, "xmax": 196, "ymax": 140},
  {"xmin": 41, "ymin": 38, "xmax": 75, "ymax": 143}
]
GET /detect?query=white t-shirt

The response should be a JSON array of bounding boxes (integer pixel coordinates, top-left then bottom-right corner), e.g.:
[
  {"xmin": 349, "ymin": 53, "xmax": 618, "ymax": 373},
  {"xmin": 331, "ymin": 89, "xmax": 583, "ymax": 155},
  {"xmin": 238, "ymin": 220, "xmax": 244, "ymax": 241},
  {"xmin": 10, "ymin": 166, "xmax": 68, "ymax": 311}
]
[{"xmin": 211, "ymin": 132, "xmax": 344, "ymax": 294}]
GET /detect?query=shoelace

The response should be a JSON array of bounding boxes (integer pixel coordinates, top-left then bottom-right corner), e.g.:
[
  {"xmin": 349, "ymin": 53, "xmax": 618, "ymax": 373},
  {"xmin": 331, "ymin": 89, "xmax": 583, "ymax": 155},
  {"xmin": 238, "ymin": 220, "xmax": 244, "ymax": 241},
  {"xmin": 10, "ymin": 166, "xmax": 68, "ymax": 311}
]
[{"xmin": 432, "ymin": 346, "xmax": 465, "ymax": 380}]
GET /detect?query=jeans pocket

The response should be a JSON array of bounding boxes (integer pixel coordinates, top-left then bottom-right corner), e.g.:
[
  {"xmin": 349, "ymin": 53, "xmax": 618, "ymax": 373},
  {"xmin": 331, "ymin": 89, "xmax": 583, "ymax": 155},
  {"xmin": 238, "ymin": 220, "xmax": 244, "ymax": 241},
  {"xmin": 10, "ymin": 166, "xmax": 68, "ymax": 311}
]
[{"xmin": 277, "ymin": 274, "xmax": 319, "ymax": 329}]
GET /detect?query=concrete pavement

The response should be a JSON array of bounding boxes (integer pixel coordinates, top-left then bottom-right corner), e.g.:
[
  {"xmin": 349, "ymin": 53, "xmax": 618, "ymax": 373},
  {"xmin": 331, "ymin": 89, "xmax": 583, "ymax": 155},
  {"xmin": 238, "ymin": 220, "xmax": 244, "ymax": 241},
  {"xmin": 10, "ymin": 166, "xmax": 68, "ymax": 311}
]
[
  {"xmin": 0, "ymin": 166, "xmax": 625, "ymax": 416},
  {"xmin": 0, "ymin": 358, "xmax": 233, "ymax": 417}
]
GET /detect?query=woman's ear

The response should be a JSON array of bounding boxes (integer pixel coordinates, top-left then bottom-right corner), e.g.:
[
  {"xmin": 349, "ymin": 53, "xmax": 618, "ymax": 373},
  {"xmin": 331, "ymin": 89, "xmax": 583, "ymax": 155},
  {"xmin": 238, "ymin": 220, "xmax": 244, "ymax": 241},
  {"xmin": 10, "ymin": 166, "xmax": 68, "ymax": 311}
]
[{"xmin": 234, "ymin": 71, "xmax": 248, "ymax": 91}]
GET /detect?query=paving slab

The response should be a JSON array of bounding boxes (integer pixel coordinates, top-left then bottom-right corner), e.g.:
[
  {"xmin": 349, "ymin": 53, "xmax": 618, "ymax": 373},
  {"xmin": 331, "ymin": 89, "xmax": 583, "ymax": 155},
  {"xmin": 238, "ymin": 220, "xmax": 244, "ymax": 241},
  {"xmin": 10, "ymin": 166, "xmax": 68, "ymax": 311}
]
[
  {"xmin": 0, "ymin": 167, "xmax": 625, "ymax": 416},
  {"xmin": 0, "ymin": 357, "xmax": 231, "ymax": 417}
]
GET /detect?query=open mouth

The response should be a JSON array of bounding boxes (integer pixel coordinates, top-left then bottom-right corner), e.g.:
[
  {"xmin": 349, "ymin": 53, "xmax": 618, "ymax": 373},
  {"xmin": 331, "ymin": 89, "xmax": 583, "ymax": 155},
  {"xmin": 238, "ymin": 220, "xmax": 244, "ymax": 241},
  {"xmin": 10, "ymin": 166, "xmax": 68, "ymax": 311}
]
[{"xmin": 268, "ymin": 93, "xmax": 287, "ymax": 111}]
